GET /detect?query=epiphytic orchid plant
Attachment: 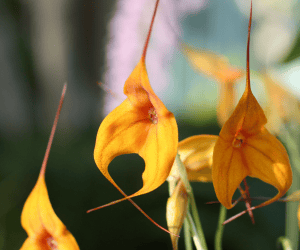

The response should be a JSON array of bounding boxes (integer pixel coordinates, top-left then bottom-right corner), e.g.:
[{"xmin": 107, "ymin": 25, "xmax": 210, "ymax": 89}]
[{"xmin": 18, "ymin": 1, "xmax": 300, "ymax": 250}]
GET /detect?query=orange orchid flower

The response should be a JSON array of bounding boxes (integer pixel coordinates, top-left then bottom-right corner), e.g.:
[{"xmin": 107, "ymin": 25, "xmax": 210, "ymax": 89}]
[
  {"xmin": 169, "ymin": 135, "xmax": 218, "ymax": 183},
  {"xmin": 183, "ymin": 44, "xmax": 244, "ymax": 126},
  {"xmin": 20, "ymin": 85, "xmax": 79, "ymax": 250},
  {"xmin": 93, "ymin": 0, "xmax": 178, "ymax": 207},
  {"xmin": 212, "ymin": 4, "xmax": 292, "ymax": 210},
  {"xmin": 182, "ymin": 44, "xmax": 243, "ymax": 84}
]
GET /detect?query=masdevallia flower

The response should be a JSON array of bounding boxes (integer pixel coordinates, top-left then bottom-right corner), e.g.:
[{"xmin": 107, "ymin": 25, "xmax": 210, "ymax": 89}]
[
  {"xmin": 212, "ymin": 7, "xmax": 292, "ymax": 209},
  {"xmin": 20, "ymin": 85, "xmax": 79, "ymax": 250},
  {"xmin": 94, "ymin": 0, "xmax": 178, "ymax": 204},
  {"xmin": 169, "ymin": 135, "xmax": 218, "ymax": 183},
  {"xmin": 21, "ymin": 174, "xmax": 79, "ymax": 250},
  {"xmin": 182, "ymin": 44, "xmax": 244, "ymax": 126}
]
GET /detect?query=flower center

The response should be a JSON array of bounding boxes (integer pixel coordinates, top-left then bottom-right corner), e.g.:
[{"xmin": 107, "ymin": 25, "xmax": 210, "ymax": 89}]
[
  {"xmin": 47, "ymin": 237, "xmax": 59, "ymax": 250},
  {"xmin": 148, "ymin": 108, "xmax": 158, "ymax": 124},
  {"xmin": 232, "ymin": 132, "xmax": 245, "ymax": 148}
]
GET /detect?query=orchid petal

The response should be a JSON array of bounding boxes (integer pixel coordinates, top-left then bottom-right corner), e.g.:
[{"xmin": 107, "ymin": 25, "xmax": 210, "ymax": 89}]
[
  {"xmin": 21, "ymin": 176, "xmax": 79, "ymax": 250},
  {"xmin": 246, "ymin": 128, "xmax": 292, "ymax": 208},
  {"xmin": 213, "ymin": 140, "xmax": 249, "ymax": 209},
  {"xmin": 177, "ymin": 135, "xmax": 218, "ymax": 182}
]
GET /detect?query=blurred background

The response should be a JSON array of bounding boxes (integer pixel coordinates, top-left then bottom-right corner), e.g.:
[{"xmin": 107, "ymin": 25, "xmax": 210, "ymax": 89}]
[{"xmin": 1, "ymin": 0, "xmax": 300, "ymax": 249}]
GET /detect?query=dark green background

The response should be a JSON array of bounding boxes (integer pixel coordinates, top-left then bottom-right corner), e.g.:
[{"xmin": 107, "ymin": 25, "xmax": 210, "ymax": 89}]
[{"xmin": 0, "ymin": 0, "xmax": 298, "ymax": 249}]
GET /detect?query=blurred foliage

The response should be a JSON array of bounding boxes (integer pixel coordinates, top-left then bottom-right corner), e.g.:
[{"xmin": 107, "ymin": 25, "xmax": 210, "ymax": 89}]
[
  {"xmin": 0, "ymin": 122, "xmax": 288, "ymax": 249},
  {"xmin": 284, "ymin": 30, "xmax": 300, "ymax": 64}
]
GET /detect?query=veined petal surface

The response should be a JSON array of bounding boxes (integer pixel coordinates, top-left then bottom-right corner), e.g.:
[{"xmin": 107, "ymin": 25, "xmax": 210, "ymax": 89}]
[
  {"xmin": 178, "ymin": 135, "xmax": 218, "ymax": 182},
  {"xmin": 21, "ymin": 176, "xmax": 79, "ymax": 250},
  {"xmin": 94, "ymin": 58, "xmax": 178, "ymax": 200}
]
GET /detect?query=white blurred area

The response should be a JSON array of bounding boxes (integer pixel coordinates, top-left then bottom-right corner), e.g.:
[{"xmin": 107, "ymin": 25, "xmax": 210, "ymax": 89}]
[
  {"xmin": 235, "ymin": 0, "xmax": 299, "ymax": 65},
  {"xmin": 235, "ymin": 0, "xmax": 300, "ymax": 97}
]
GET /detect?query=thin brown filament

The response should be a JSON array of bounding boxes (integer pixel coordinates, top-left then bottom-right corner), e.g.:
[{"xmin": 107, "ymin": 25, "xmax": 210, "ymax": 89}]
[
  {"xmin": 223, "ymin": 209, "xmax": 249, "ymax": 225},
  {"xmin": 239, "ymin": 179, "xmax": 255, "ymax": 224},
  {"xmin": 246, "ymin": 0, "xmax": 252, "ymax": 91},
  {"xmin": 97, "ymin": 81, "xmax": 121, "ymax": 100},
  {"xmin": 39, "ymin": 84, "xmax": 67, "ymax": 177},
  {"xmin": 207, "ymin": 197, "xmax": 290, "ymax": 205},
  {"xmin": 87, "ymin": 195, "xmax": 179, "ymax": 237},
  {"xmin": 227, "ymin": 197, "xmax": 292, "ymax": 225},
  {"xmin": 87, "ymin": 182, "xmax": 179, "ymax": 237},
  {"xmin": 141, "ymin": 0, "xmax": 160, "ymax": 61}
]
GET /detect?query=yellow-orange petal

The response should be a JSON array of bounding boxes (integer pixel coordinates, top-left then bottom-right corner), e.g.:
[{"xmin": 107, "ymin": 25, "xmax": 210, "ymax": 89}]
[
  {"xmin": 263, "ymin": 74, "xmax": 285, "ymax": 134},
  {"xmin": 124, "ymin": 59, "xmax": 163, "ymax": 112},
  {"xmin": 166, "ymin": 180, "xmax": 188, "ymax": 250},
  {"xmin": 21, "ymin": 233, "xmax": 79, "ymax": 250},
  {"xmin": 212, "ymin": 138, "xmax": 249, "ymax": 209},
  {"xmin": 217, "ymin": 82, "xmax": 236, "ymax": 126},
  {"xmin": 182, "ymin": 44, "xmax": 244, "ymax": 84},
  {"xmin": 21, "ymin": 175, "xmax": 79, "ymax": 250},
  {"xmin": 298, "ymin": 204, "xmax": 300, "ymax": 230},
  {"xmin": 220, "ymin": 86, "xmax": 267, "ymax": 140},
  {"xmin": 20, "ymin": 239, "xmax": 42, "ymax": 250},
  {"xmin": 264, "ymin": 73, "xmax": 300, "ymax": 134},
  {"xmin": 94, "ymin": 92, "xmax": 178, "ymax": 200},
  {"xmin": 177, "ymin": 135, "xmax": 218, "ymax": 182},
  {"xmin": 286, "ymin": 190, "xmax": 300, "ymax": 202},
  {"xmin": 245, "ymin": 128, "xmax": 292, "ymax": 208}
]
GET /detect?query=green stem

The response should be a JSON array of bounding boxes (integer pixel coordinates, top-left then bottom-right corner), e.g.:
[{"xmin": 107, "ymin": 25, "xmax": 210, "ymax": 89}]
[
  {"xmin": 175, "ymin": 153, "xmax": 192, "ymax": 193},
  {"xmin": 189, "ymin": 193, "xmax": 207, "ymax": 248},
  {"xmin": 280, "ymin": 125, "xmax": 300, "ymax": 174},
  {"xmin": 279, "ymin": 126, "xmax": 300, "ymax": 250},
  {"xmin": 186, "ymin": 212, "xmax": 204, "ymax": 250},
  {"xmin": 215, "ymin": 205, "xmax": 227, "ymax": 250},
  {"xmin": 277, "ymin": 236, "xmax": 292, "ymax": 250},
  {"xmin": 175, "ymin": 153, "xmax": 208, "ymax": 250},
  {"xmin": 184, "ymin": 218, "xmax": 193, "ymax": 250}
]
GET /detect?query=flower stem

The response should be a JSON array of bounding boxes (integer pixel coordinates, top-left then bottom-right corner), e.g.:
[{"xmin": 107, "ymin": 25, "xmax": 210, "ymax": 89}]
[
  {"xmin": 279, "ymin": 124, "xmax": 300, "ymax": 250},
  {"xmin": 184, "ymin": 218, "xmax": 193, "ymax": 250},
  {"xmin": 276, "ymin": 236, "xmax": 292, "ymax": 250},
  {"xmin": 186, "ymin": 212, "xmax": 204, "ymax": 250},
  {"xmin": 175, "ymin": 153, "xmax": 208, "ymax": 250},
  {"xmin": 214, "ymin": 205, "xmax": 227, "ymax": 250}
]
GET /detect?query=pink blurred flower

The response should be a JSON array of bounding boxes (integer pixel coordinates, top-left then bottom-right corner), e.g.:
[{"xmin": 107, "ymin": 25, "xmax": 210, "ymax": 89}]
[{"xmin": 103, "ymin": 0, "xmax": 207, "ymax": 114}]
